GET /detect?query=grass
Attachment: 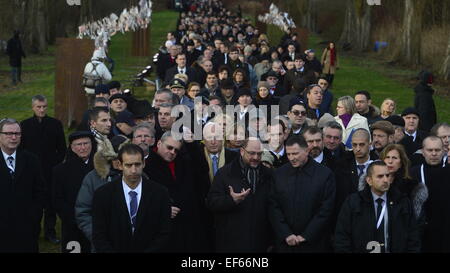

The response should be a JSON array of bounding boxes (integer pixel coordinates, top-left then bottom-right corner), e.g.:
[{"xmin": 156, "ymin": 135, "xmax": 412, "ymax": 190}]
[
  {"xmin": 304, "ymin": 32, "xmax": 450, "ymax": 123},
  {"xmin": 0, "ymin": 9, "xmax": 179, "ymax": 253}
]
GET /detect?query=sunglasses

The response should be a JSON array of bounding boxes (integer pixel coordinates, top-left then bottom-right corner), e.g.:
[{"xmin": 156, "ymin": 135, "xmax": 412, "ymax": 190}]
[{"xmin": 291, "ymin": 110, "xmax": 307, "ymax": 117}]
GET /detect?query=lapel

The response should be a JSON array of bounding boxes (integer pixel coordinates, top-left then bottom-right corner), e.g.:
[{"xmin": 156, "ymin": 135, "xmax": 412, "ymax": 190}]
[
  {"xmin": 135, "ymin": 179, "xmax": 153, "ymax": 233},
  {"xmin": 13, "ymin": 150, "xmax": 26, "ymax": 182},
  {"xmin": 114, "ymin": 180, "xmax": 133, "ymax": 236},
  {"xmin": 0, "ymin": 153, "xmax": 13, "ymax": 183}
]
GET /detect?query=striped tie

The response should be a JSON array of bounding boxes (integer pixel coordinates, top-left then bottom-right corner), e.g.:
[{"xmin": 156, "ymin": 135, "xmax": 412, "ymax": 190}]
[
  {"xmin": 129, "ymin": 191, "xmax": 138, "ymax": 231},
  {"xmin": 7, "ymin": 156, "xmax": 14, "ymax": 175}
]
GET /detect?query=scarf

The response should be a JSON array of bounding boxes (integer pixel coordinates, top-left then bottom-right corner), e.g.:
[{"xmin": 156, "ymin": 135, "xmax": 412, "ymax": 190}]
[
  {"xmin": 239, "ymin": 156, "xmax": 259, "ymax": 194},
  {"xmin": 339, "ymin": 113, "xmax": 352, "ymax": 128},
  {"xmin": 330, "ymin": 47, "xmax": 336, "ymax": 66}
]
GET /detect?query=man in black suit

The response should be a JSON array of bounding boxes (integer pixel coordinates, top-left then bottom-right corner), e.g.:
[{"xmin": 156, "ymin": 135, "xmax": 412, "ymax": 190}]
[
  {"xmin": 164, "ymin": 53, "xmax": 197, "ymax": 86},
  {"xmin": 92, "ymin": 144, "xmax": 171, "ymax": 252},
  {"xmin": 400, "ymin": 107, "xmax": 429, "ymax": 160},
  {"xmin": 19, "ymin": 94, "xmax": 66, "ymax": 244},
  {"xmin": 302, "ymin": 126, "xmax": 335, "ymax": 171},
  {"xmin": 0, "ymin": 118, "xmax": 45, "ymax": 252}
]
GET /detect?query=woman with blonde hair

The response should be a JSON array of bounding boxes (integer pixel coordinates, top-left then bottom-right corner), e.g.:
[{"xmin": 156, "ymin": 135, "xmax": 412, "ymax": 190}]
[
  {"xmin": 334, "ymin": 96, "xmax": 370, "ymax": 148},
  {"xmin": 380, "ymin": 98, "xmax": 397, "ymax": 119}
]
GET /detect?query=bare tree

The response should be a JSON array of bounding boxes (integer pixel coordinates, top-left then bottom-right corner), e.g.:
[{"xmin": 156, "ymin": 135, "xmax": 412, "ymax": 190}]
[
  {"xmin": 339, "ymin": 0, "xmax": 372, "ymax": 52},
  {"xmin": 441, "ymin": 34, "xmax": 450, "ymax": 80}
]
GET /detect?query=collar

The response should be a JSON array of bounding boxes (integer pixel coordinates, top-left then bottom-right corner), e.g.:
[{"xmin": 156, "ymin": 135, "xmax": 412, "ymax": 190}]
[
  {"xmin": 405, "ymin": 130, "xmax": 417, "ymax": 142},
  {"xmin": 2, "ymin": 149, "xmax": 17, "ymax": 161},
  {"xmin": 209, "ymin": 153, "xmax": 220, "ymax": 160},
  {"xmin": 371, "ymin": 191, "xmax": 387, "ymax": 203},
  {"xmin": 313, "ymin": 151, "xmax": 324, "ymax": 163},
  {"xmin": 271, "ymin": 146, "xmax": 285, "ymax": 157},
  {"xmin": 122, "ymin": 178, "xmax": 143, "ymax": 192},
  {"xmin": 355, "ymin": 158, "xmax": 372, "ymax": 167}
]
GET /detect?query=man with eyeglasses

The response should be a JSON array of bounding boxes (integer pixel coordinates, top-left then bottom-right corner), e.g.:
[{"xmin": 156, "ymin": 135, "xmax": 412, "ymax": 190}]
[
  {"xmin": 207, "ymin": 137, "xmax": 275, "ymax": 252},
  {"xmin": 269, "ymin": 135, "xmax": 336, "ymax": 252},
  {"xmin": 19, "ymin": 94, "xmax": 66, "ymax": 245},
  {"xmin": 287, "ymin": 98, "xmax": 314, "ymax": 138},
  {"xmin": 265, "ymin": 71, "xmax": 287, "ymax": 98},
  {"xmin": 53, "ymin": 131, "xmax": 95, "ymax": 253},
  {"xmin": 0, "ymin": 118, "xmax": 45, "ymax": 252},
  {"xmin": 145, "ymin": 131, "xmax": 212, "ymax": 252}
]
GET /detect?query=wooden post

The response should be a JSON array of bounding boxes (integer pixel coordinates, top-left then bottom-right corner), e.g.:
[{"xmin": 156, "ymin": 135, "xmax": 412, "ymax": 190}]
[
  {"xmin": 132, "ymin": 27, "xmax": 150, "ymax": 56},
  {"xmin": 55, "ymin": 38, "xmax": 94, "ymax": 129}
]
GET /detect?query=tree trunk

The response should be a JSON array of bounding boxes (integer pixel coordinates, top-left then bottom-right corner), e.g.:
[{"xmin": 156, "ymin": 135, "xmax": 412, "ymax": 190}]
[
  {"xmin": 441, "ymin": 34, "xmax": 450, "ymax": 80},
  {"xmin": 339, "ymin": 0, "xmax": 372, "ymax": 52},
  {"xmin": 398, "ymin": 0, "xmax": 426, "ymax": 65},
  {"xmin": 301, "ymin": 0, "xmax": 317, "ymax": 33}
]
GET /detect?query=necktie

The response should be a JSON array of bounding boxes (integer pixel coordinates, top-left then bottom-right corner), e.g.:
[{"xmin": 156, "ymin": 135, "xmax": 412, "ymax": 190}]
[
  {"xmin": 212, "ymin": 155, "xmax": 219, "ymax": 176},
  {"xmin": 129, "ymin": 191, "xmax": 138, "ymax": 231},
  {"xmin": 357, "ymin": 165, "xmax": 365, "ymax": 178},
  {"xmin": 180, "ymin": 68, "xmax": 185, "ymax": 74},
  {"xmin": 376, "ymin": 198, "xmax": 385, "ymax": 253},
  {"xmin": 7, "ymin": 156, "xmax": 14, "ymax": 175}
]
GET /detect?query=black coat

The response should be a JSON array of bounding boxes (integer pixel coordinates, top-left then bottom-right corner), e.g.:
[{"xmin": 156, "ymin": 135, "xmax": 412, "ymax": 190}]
[
  {"xmin": 0, "ymin": 150, "xmax": 45, "ymax": 252},
  {"xmin": 333, "ymin": 151, "xmax": 379, "ymax": 224},
  {"xmin": 19, "ymin": 115, "xmax": 67, "ymax": 183},
  {"xmin": 92, "ymin": 177, "xmax": 171, "ymax": 252},
  {"xmin": 411, "ymin": 163, "xmax": 450, "ymax": 252},
  {"xmin": 334, "ymin": 187, "xmax": 421, "ymax": 253},
  {"xmin": 207, "ymin": 157, "xmax": 275, "ymax": 252},
  {"xmin": 6, "ymin": 36, "xmax": 26, "ymax": 67},
  {"xmin": 269, "ymin": 159, "xmax": 336, "ymax": 252},
  {"xmin": 53, "ymin": 149, "xmax": 94, "ymax": 253},
  {"xmin": 156, "ymin": 53, "xmax": 177, "ymax": 80},
  {"xmin": 164, "ymin": 66, "xmax": 198, "ymax": 86},
  {"xmin": 414, "ymin": 71, "xmax": 437, "ymax": 132},
  {"xmin": 144, "ymin": 145, "xmax": 212, "ymax": 252},
  {"xmin": 399, "ymin": 130, "xmax": 429, "ymax": 160}
]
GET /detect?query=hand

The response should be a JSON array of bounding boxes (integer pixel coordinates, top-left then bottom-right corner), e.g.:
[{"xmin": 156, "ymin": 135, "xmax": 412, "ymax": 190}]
[
  {"xmin": 296, "ymin": 235, "xmax": 306, "ymax": 243},
  {"xmin": 171, "ymin": 206, "xmax": 181, "ymax": 218},
  {"xmin": 229, "ymin": 186, "xmax": 250, "ymax": 204},
  {"xmin": 285, "ymin": 234, "xmax": 300, "ymax": 246}
]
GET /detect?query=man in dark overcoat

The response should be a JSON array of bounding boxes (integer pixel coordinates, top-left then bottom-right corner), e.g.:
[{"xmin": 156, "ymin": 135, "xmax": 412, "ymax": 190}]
[
  {"xmin": 19, "ymin": 94, "xmax": 66, "ymax": 244},
  {"xmin": 269, "ymin": 135, "xmax": 336, "ymax": 252},
  {"xmin": 53, "ymin": 131, "xmax": 95, "ymax": 253},
  {"xmin": 0, "ymin": 118, "xmax": 45, "ymax": 252},
  {"xmin": 207, "ymin": 137, "xmax": 274, "ymax": 252}
]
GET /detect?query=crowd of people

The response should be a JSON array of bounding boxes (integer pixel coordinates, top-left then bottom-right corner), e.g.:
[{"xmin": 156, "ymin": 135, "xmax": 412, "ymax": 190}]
[{"xmin": 1, "ymin": 0, "xmax": 450, "ymax": 253}]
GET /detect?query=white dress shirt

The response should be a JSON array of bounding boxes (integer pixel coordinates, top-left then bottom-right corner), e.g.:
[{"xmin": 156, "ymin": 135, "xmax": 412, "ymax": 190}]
[
  {"xmin": 404, "ymin": 130, "xmax": 417, "ymax": 142},
  {"xmin": 122, "ymin": 180, "xmax": 143, "ymax": 220},
  {"xmin": 313, "ymin": 151, "xmax": 324, "ymax": 164},
  {"xmin": 371, "ymin": 191, "xmax": 389, "ymax": 252},
  {"xmin": 2, "ymin": 149, "xmax": 16, "ymax": 172}
]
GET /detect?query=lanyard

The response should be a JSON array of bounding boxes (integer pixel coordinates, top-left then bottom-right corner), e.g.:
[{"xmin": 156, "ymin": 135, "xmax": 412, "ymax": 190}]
[{"xmin": 377, "ymin": 202, "xmax": 387, "ymax": 229}]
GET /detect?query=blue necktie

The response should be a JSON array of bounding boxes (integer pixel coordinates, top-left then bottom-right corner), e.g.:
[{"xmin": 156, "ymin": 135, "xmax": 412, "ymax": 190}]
[
  {"xmin": 357, "ymin": 165, "xmax": 365, "ymax": 178},
  {"xmin": 129, "ymin": 191, "xmax": 138, "ymax": 230},
  {"xmin": 7, "ymin": 156, "xmax": 14, "ymax": 175},
  {"xmin": 212, "ymin": 155, "xmax": 219, "ymax": 176}
]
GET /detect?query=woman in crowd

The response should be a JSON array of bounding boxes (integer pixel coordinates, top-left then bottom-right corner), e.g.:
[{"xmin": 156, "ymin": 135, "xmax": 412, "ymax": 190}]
[
  {"xmin": 321, "ymin": 42, "xmax": 338, "ymax": 86},
  {"xmin": 380, "ymin": 98, "xmax": 397, "ymax": 119},
  {"xmin": 334, "ymin": 95, "xmax": 369, "ymax": 149}
]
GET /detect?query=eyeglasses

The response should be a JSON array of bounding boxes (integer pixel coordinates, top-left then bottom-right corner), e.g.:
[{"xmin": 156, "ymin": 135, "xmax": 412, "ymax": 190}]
[
  {"xmin": 163, "ymin": 142, "xmax": 180, "ymax": 153},
  {"xmin": 243, "ymin": 148, "xmax": 263, "ymax": 157},
  {"xmin": 0, "ymin": 132, "xmax": 22, "ymax": 137},
  {"xmin": 291, "ymin": 110, "xmax": 307, "ymax": 117}
]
